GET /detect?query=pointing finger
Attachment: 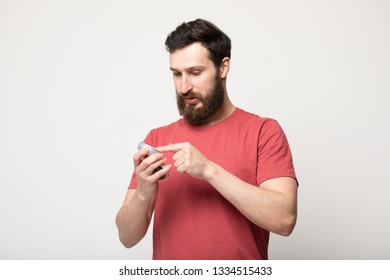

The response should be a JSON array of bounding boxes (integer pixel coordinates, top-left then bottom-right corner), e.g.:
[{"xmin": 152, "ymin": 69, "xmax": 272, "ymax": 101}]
[{"xmin": 156, "ymin": 143, "xmax": 184, "ymax": 153}]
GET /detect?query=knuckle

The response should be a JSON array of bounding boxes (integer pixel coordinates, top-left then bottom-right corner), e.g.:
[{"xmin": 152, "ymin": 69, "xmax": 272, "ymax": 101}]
[{"xmin": 145, "ymin": 176, "xmax": 155, "ymax": 184}]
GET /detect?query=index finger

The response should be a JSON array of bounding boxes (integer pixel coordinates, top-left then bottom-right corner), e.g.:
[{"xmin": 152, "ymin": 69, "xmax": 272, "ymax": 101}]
[
  {"xmin": 156, "ymin": 143, "xmax": 185, "ymax": 153},
  {"xmin": 133, "ymin": 148, "xmax": 150, "ymax": 166}
]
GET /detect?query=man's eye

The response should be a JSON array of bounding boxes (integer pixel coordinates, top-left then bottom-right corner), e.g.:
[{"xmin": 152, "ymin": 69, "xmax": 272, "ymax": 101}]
[
  {"xmin": 173, "ymin": 72, "xmax": 182, "ymax": 77},
  {"xmin": 191, "ymin": 71, "xmax": 200, "ymax": 76}
]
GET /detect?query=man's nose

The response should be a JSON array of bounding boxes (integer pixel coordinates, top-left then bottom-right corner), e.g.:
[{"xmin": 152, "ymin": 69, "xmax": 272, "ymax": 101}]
[{"xmin": 179, "ymin": 75, "xmax": 193, "ymax": 94}]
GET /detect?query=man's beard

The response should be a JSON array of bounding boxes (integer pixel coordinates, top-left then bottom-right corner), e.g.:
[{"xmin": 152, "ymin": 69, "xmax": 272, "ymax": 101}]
[{"xmin": 176, "ymin": 75, "xmax": 225, "ymax": 126}]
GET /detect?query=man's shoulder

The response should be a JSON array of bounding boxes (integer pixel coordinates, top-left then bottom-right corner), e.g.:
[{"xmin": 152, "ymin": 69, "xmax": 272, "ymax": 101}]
[{"xmin": 235, "ymin": 108, "xmax": 278, "ymax": 127}]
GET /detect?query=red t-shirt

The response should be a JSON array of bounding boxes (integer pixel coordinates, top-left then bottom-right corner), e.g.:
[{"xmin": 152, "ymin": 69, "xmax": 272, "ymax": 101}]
[{"xmin": 128, "ymin": 108, "xmax": 297, "ymax": 259}]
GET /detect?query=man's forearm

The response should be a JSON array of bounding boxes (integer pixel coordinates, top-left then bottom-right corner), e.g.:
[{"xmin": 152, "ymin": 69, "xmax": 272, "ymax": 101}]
[
  {"xmin": 205, "ymin": 162, "xmax": 297, "ymax": 236},
  {"xmin": 116, "ymin": 189, "xmax": 156, "ymax": 248}
]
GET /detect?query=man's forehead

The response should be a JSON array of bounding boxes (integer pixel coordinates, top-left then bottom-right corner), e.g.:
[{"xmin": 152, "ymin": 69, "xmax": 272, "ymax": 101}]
[{"xmin": 169, "ymin": 42, "xmax": 212, "ymax": 69}]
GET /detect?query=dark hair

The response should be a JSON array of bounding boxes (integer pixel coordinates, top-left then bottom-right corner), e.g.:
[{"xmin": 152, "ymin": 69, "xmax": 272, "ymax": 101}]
[{"xmin": 165, "ymin": 19, "xmax": 231, "ymax": 68}]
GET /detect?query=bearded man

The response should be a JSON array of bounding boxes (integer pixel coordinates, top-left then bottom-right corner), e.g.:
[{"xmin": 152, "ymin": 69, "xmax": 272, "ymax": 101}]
[{"xmin": 116, "ymin": 19, "xmax": 298, "ymax": 260}]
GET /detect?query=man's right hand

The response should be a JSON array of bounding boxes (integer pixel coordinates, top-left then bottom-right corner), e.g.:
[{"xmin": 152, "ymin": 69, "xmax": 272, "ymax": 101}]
[{"xmin": 133, "ymin": 148, "xmax": 171, "ymax": 197}]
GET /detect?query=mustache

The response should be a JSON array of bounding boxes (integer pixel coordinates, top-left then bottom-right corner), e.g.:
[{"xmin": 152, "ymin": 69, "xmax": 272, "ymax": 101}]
[{"xmin": 176, "ymin": 90, "xmax": 204, "ymax": 101}]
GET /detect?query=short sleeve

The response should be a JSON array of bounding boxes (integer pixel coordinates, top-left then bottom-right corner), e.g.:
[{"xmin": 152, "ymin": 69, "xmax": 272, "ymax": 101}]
[{"xmin": 256, "ymin": 119, "xmax": 297, "ymax": 186}]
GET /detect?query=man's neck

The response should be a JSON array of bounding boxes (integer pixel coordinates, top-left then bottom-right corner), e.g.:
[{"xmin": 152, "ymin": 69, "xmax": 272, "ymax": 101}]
[{"xmin": 206, "ymin": 98, "xmax": 236, "ymax": 126}]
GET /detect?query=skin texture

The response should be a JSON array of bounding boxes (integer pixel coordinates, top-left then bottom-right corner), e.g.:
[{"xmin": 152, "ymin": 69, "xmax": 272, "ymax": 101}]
[{"xmin": 116, "ymin": 42, "xmax": 297, "ymax": 249}]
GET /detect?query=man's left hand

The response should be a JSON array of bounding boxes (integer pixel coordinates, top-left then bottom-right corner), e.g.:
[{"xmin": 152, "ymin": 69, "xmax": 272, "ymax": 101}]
[{"xmin": 157, "ymin": 142, "xmax": 214, "ymax": 180}]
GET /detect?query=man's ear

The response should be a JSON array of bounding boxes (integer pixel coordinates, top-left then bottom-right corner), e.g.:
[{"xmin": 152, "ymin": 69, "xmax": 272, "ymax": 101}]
[{"xmin": 219, "ymin": 57, "xmax": 230, "ymax": 79}]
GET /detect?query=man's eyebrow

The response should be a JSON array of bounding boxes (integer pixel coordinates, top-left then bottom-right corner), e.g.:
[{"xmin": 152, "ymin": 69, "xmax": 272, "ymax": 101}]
[{"xmin": 169, "ymin": 66, "xmax": 206, "ymax": 72}]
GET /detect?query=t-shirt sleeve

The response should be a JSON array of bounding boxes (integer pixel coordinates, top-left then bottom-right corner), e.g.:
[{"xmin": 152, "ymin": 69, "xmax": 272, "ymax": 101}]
[
  {"xmin": 128, "ymin": 131, "xmax": 154, "ymax": 189},
  {"xmin": 256, "ymin": 119, "xmax": 297, "ymax": 186}
]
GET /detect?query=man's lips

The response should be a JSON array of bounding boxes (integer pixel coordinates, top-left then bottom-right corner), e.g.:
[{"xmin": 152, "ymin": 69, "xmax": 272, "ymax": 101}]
[{"xmin": 184, "ymin": 97, "xmax": 199, "ymax": 105}]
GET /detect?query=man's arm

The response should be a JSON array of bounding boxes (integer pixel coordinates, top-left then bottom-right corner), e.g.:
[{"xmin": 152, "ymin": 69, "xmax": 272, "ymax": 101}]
[
  {"xmin": 115, "ymin": 148, "xmax": 171, "ymax": 248},
  {"xmin": 158, "ymin": 142, "xmax": 297, "ymax": 236},
  {"xmin": 206, "ymin": 165, "xmax": 297, "ymax": 236}
]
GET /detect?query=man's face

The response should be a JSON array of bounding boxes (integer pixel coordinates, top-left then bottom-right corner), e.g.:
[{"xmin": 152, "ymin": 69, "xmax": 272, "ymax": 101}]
[{"xmin": 169, "ymin": 43, "xmax": 225, "ymax": 126}]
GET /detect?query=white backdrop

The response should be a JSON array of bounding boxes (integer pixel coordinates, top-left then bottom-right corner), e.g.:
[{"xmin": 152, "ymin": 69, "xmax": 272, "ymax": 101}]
[{"xmin": 1, "ymin": 0, "xmax": 389, "ymax": 259}]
